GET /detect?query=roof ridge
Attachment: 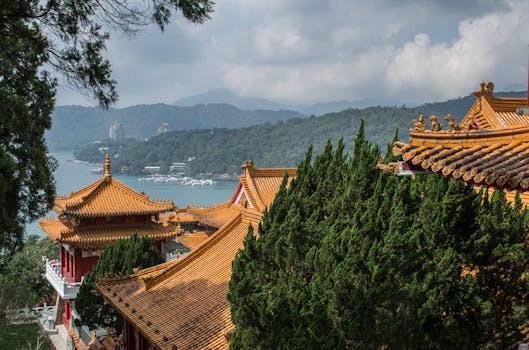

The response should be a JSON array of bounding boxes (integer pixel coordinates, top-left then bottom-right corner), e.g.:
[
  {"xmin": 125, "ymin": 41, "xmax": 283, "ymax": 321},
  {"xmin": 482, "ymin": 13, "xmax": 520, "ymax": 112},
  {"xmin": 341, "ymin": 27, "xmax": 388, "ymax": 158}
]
[
  {"xmin": 109, "ymin": 177, "xmax": 174, "ymax": 205},
  {"xmin": 241, "ymin": 174, "xmax": 265, "ymax": 212}
]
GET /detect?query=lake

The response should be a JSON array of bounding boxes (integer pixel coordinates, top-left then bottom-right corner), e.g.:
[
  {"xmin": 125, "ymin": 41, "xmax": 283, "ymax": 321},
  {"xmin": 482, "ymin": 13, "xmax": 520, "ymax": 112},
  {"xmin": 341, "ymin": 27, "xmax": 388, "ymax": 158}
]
[{"xmin": 27, "ymin": 151, "xmax": 238, "ymax": 237}]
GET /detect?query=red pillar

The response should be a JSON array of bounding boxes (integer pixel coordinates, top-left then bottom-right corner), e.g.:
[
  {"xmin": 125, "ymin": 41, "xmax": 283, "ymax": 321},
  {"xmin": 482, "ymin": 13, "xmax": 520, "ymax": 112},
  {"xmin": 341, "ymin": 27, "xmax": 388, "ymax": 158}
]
[
  {"xmin": 73, "ymin": 248, "xmax": 83, "ymax": 282},
  {"xmin": 60, "ymin": 245, "xmax": 66, "ymax": 276}
]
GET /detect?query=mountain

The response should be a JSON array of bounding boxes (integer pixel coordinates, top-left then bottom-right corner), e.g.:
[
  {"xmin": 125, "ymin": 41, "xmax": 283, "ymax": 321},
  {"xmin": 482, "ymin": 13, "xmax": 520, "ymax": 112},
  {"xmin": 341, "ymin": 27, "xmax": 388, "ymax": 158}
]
[
  {"xmin": 173, "ymin": 89, "xmax": 415, "ymax": 116},
  {"xmin": 47, "ymin": 103, "xmax": 303, "ymax": 150},
  {"xmin": 173, "ymin": 89, "xmax": 291, "ymax": 111}
]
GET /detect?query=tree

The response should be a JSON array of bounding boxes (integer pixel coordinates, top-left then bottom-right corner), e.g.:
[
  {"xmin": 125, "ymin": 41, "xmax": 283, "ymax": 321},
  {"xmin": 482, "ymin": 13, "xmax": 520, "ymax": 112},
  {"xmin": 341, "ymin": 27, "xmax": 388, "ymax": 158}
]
[
  {"xmin": 0, "ymin": 0, "xmax": 214, "ymax": 256},
  {"xmin": 75, "ymin": 234, "xmax": 164, "ymax": 331},
  {"xmin": 229, "ymin": 124, "xmax": 529, "ymax": 349},
  {"xmin": 0, "ymin": 235, "xmax": 57, "ymax": 318}
]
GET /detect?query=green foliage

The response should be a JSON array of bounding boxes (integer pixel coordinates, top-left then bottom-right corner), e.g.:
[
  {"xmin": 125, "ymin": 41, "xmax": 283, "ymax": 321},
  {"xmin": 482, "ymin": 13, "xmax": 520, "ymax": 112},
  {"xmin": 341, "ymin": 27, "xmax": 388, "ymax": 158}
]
[
  {"xmin": 0, "ymin": 0, "xmax": 213, "ymax": 257},
  {"xmin": 0, "ymin": 323, "xmax": 51, "ymax": 350},
  {"xmin": 229, "ymin": 124, "xmax": 529, "ymax": 349},
  {"xmin": 0, "ymin": 16, "xmax": 57, "ymax": 255},
  {"xmin": 75, "ymin": 234, "xmax": 164, "ymax": 331},
  {"xmin": 0, "ymin": 236, "xmax": 57, "ymax": 313}
]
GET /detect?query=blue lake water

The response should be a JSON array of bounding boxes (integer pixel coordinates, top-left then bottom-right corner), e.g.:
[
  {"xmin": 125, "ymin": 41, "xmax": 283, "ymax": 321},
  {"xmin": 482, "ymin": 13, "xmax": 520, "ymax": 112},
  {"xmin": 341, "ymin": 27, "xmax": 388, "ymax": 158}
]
[{"xmin": 27, "ymin": 151, "xmax": 238, "ymax": 237}]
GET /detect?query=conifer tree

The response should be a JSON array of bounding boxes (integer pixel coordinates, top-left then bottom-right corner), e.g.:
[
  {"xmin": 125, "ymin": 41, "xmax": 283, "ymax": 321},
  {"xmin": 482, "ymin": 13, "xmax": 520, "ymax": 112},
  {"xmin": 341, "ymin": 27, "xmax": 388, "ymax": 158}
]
[
  {"xmin": 229, "ymin": 121, "xmax": 529, "ymax": 349},
  {"xmin": 75, "ymin": 234, "xmax": 164, "ymax": 331}
]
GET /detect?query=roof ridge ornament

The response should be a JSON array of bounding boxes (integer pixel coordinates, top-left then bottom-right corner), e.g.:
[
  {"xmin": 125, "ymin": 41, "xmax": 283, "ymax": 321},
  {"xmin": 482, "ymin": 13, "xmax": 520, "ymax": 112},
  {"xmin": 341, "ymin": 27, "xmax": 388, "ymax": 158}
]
[
  {"xmin": 241, "ymin": 160, "xmax": 254, "ymax": 169},
  {"xmin": 104, "ymin": 154, "xmax": 111, "ymax": 177},
  {"xmin": 473, "ymin": 81, "xmax": 494, "ymax": 98}
]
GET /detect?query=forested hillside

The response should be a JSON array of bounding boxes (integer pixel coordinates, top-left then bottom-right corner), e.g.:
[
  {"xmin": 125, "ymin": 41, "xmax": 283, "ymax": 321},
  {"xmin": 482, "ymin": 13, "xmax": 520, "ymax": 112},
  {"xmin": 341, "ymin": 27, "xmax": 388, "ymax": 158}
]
[
  {"xmin": 74, "ymin": 91, "xmax": 526, "ymax": 175},
  {"xmin": 47, "ymin": 103, "xmax": 302, "ymax": 149}
]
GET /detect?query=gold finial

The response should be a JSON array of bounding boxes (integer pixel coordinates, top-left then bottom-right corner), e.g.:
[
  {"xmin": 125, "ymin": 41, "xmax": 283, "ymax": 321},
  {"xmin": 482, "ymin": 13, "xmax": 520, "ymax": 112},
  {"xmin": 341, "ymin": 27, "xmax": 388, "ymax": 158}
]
[{"xmin": 104, "ymin": 154, "xmax": 111, "ymax": 177}]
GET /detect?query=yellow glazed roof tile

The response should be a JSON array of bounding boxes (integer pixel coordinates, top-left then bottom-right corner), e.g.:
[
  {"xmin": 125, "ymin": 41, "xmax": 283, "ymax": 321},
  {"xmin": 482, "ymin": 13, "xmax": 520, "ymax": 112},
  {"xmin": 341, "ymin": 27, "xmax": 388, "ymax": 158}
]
[{"xmin": 39, "ymin": 219, "xmax": 179, "ymax": 249}]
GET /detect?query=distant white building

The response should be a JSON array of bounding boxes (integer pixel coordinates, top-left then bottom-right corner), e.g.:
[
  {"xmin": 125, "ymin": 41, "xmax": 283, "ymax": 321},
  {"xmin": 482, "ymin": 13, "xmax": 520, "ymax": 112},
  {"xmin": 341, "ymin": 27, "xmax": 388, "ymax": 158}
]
[
  {"xmin": 158, "ymin": 122, "xmax": 169, "ymax": 134},
  {"xmin": 170, "ymin": 162, "xmax": 186, "ymax": 175},
  {"xmin": 109, "ymin": 121, "xmax": 125, "ymax": 142}
]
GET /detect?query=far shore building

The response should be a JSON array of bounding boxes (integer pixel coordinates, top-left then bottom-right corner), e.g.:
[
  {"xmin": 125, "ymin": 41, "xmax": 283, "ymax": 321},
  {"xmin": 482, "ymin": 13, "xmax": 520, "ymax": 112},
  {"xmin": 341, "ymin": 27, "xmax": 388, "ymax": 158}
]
[
  {"xmin": 98, "ymin": 160, "xmax": 296, "ymax": 350},
  {"xmin": 109, "ymin": 121, "xmax": 125, "ymax": 142},
  {"xmin": 40, "ymin": 155, "xmax": 178, "ymax": 347}
]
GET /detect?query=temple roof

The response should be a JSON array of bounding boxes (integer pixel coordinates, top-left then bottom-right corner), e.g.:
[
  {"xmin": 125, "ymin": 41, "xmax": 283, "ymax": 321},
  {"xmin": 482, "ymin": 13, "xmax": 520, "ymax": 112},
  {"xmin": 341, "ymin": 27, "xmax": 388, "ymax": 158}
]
[
  {"xmin": 186, "ymin": 202, "xmax": 241, "ymax": 228},
  {"xmin": 459, "ymin": 82, "xmax": 528, "ymax": 130},
  {"xmin": 39, "ymin": 219, "xmax": 180, "ymax": 249},
  {"xmin": 385, "ymin": 82, "xmax": 529, "ymax": 193},
  {"xmin": 97, "ymin": 161, "xmax": 296, "ymax": 350},
  {"xmin": 53, "ymin": 155, "xmax": 174, "ymax": 218},
  {"xmin": 234, "ymin": 160, "xmax": 296, "ymax": 212},
  {"xmin": 176, "ymin": 232, "xmax": 210, "ymax": 250}
]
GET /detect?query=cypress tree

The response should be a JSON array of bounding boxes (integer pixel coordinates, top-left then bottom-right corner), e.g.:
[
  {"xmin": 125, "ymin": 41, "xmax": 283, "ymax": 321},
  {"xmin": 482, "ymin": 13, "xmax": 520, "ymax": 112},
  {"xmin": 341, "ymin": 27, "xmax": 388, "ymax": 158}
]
[{"xmin": 75, "ymin": 234, "xmax": 164, "ymax": 331}]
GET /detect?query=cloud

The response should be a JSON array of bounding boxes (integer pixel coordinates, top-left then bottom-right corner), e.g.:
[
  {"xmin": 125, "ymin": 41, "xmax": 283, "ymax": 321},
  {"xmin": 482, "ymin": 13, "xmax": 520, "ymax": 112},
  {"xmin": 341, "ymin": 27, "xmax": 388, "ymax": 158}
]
[
  {"xmin": 55, "ymin": 0, "xmax": 529, "ymax": 107},
  {"xmin": 386, "ymin": 0, "xmax": 529, "ymax": 102}
]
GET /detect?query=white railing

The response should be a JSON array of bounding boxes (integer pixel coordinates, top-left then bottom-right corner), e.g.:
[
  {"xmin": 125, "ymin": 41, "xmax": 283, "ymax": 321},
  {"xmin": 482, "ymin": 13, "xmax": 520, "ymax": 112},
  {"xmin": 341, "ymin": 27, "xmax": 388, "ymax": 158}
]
[
  {"xmin": 45, "ymin": 259, "xmax": 82, "ymax": 300},
  {"xmin": 165, "ymin": 251, "xmax": 189, "ymax": 261},
  {"xmin": 5, "ymin": 305, "xmax": 55, "ymax": 325}
]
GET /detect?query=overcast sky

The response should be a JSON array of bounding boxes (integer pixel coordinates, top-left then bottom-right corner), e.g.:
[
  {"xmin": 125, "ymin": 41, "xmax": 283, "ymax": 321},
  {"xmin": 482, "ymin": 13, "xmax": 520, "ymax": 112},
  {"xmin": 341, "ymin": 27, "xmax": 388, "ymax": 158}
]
[{"xmin": 56, "ymin": 0, "xmax": 529, "ymax": 108}]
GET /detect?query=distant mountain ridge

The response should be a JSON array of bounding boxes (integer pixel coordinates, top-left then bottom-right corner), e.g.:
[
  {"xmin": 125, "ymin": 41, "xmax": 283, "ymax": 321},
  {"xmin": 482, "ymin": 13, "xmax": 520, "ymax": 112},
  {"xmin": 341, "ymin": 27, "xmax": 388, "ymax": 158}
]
[
  {"xmin": 173, "ymin": 89, "xmax": 291, "ymax": 111},
  {"xmin": 173, "ymin": 88, "xmax": 410, "ymax": 115}
]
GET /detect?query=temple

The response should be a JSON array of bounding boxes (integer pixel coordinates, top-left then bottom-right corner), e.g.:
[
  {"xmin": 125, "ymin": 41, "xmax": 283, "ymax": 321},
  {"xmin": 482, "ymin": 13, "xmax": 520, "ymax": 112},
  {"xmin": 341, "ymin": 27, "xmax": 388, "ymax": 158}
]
[
  {"xmin": 40, "ymin": 155, "xmax": 177, "ymax": 345},
  {"xmin": 384, "ymin": 82, "xmax": 529, "ymax": 202},
  {"xmin": 97, "ymin": 160, "xmax": 296, "ymax": 350}
]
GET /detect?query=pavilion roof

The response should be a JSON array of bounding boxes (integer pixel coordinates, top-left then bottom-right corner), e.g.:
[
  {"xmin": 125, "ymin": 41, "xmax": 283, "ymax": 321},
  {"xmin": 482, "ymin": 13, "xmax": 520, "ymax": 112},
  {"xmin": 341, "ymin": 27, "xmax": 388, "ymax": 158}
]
[
  {"xmin": 97, "ymin": 161, "xmax": 295, "ymax": 350},
  {"xmin": 234, "ymin": 160, "xmax": 296, "ymax": 212},
  {"xmin": 459, "ymin": 82, "xmax": 528, "ymax": 130},
  {"xmin": 53, "ymin": 155, "xmax": 174, "ymax": 218},
  {"xmin": 186, "ymin": 202, "xmax": 241, "ymax": 228},
  {"xmin": 39, "ymin": 219, "xmax": 180, "ymax": 249},
  {"xmin": 176, "ymin": 232, "xmax": 210, "ymax": 250},
  {"xmin": 384, "ymin": 82, "xmax": 529, "ymax": 194}
]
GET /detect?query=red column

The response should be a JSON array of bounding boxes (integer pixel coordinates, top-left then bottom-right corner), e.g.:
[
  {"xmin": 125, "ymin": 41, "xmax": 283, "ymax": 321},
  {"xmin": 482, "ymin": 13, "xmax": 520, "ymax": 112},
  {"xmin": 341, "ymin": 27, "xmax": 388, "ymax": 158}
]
[
  {"xmin": 62, "ymin": 300, "xmax": 71, "ymax": 329},
  {"xmin": 73, "ymin": 248, "xmax": 83, "ymax": 282},
  {"xmin": 60, "ymin": 245, "xmax": 66, "ymax": 276}
]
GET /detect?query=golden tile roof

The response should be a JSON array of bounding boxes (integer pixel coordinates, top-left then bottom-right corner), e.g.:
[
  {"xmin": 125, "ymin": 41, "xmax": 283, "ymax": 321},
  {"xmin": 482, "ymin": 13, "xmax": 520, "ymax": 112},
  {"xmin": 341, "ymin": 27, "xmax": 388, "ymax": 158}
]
[
  {"xmin": 39, "ymin": 219, "xmax": 179, "ymax": 249},
  {"xmin": 459, "ymin": 82, "xmax": 528, "ymax": 130},
  {"xmin": 53, "ymin": 155, "xmax": 174, "ymax": 218},
  {"xmin": 235, "ymin": 160, "xmax": 296, "ymax": 212},
  {"xmin": 97, "ymin": 162, "xmax": 295, "ymax": 350},
  {"xmin": 388, "ymin": 82, "xmax": 529, "ymax": 194},
  {"xmin": 176, "ymin": 232, "xmax": 210, "ymax": 250},
  {"xmin": 187, "ymin": 202, "xmax": 241, "ymax": 228}
]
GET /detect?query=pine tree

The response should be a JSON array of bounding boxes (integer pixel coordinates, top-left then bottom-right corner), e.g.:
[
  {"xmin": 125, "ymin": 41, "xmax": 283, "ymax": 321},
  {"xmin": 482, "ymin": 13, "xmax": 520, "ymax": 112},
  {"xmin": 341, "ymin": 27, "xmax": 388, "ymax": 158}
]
[{"xmin": 75, "ymin": 234, "xmax": 164, "ymax": 331}]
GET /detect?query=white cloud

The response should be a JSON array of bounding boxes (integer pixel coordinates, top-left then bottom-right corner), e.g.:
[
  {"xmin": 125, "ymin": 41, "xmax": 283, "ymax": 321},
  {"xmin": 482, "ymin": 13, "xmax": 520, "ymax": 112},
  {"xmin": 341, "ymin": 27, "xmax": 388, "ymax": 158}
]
[
  {"xmin": 386, "ymin": 0, "xmax": 529, "ymax": 103},
  {"xmin": 56, "ymin": 0, "xmax": 529, "ymax": 107}
]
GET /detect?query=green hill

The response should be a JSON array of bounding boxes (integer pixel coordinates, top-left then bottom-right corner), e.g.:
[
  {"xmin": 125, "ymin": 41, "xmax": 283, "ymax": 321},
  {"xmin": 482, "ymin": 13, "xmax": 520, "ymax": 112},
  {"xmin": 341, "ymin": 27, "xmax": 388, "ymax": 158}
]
[{"xmin": 46, "ymin": 103, "xmax": 303, "ymax": 150}]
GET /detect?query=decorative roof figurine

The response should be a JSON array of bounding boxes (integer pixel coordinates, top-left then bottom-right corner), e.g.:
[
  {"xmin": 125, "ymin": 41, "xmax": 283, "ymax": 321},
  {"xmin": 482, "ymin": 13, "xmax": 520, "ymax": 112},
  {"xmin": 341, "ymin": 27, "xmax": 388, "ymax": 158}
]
[
  {"xmin": 411, "ymin": 114, "xmax": 426, "ymax": 132},
  {"xmin": 444, "ymin": 114, "xmax": 460, "ymax": 132},
  {"xmin": 429, "ymin": 115, "xmax": 443, "ymax": 132}
]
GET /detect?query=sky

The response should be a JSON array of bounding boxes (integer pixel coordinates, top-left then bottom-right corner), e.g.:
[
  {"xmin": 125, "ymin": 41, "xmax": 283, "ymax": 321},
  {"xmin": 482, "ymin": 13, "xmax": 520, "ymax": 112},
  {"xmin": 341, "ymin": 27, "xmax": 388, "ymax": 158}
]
[{"xmin": 56, "ymin": 0, "xmax": 529, "ymax": 108}]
